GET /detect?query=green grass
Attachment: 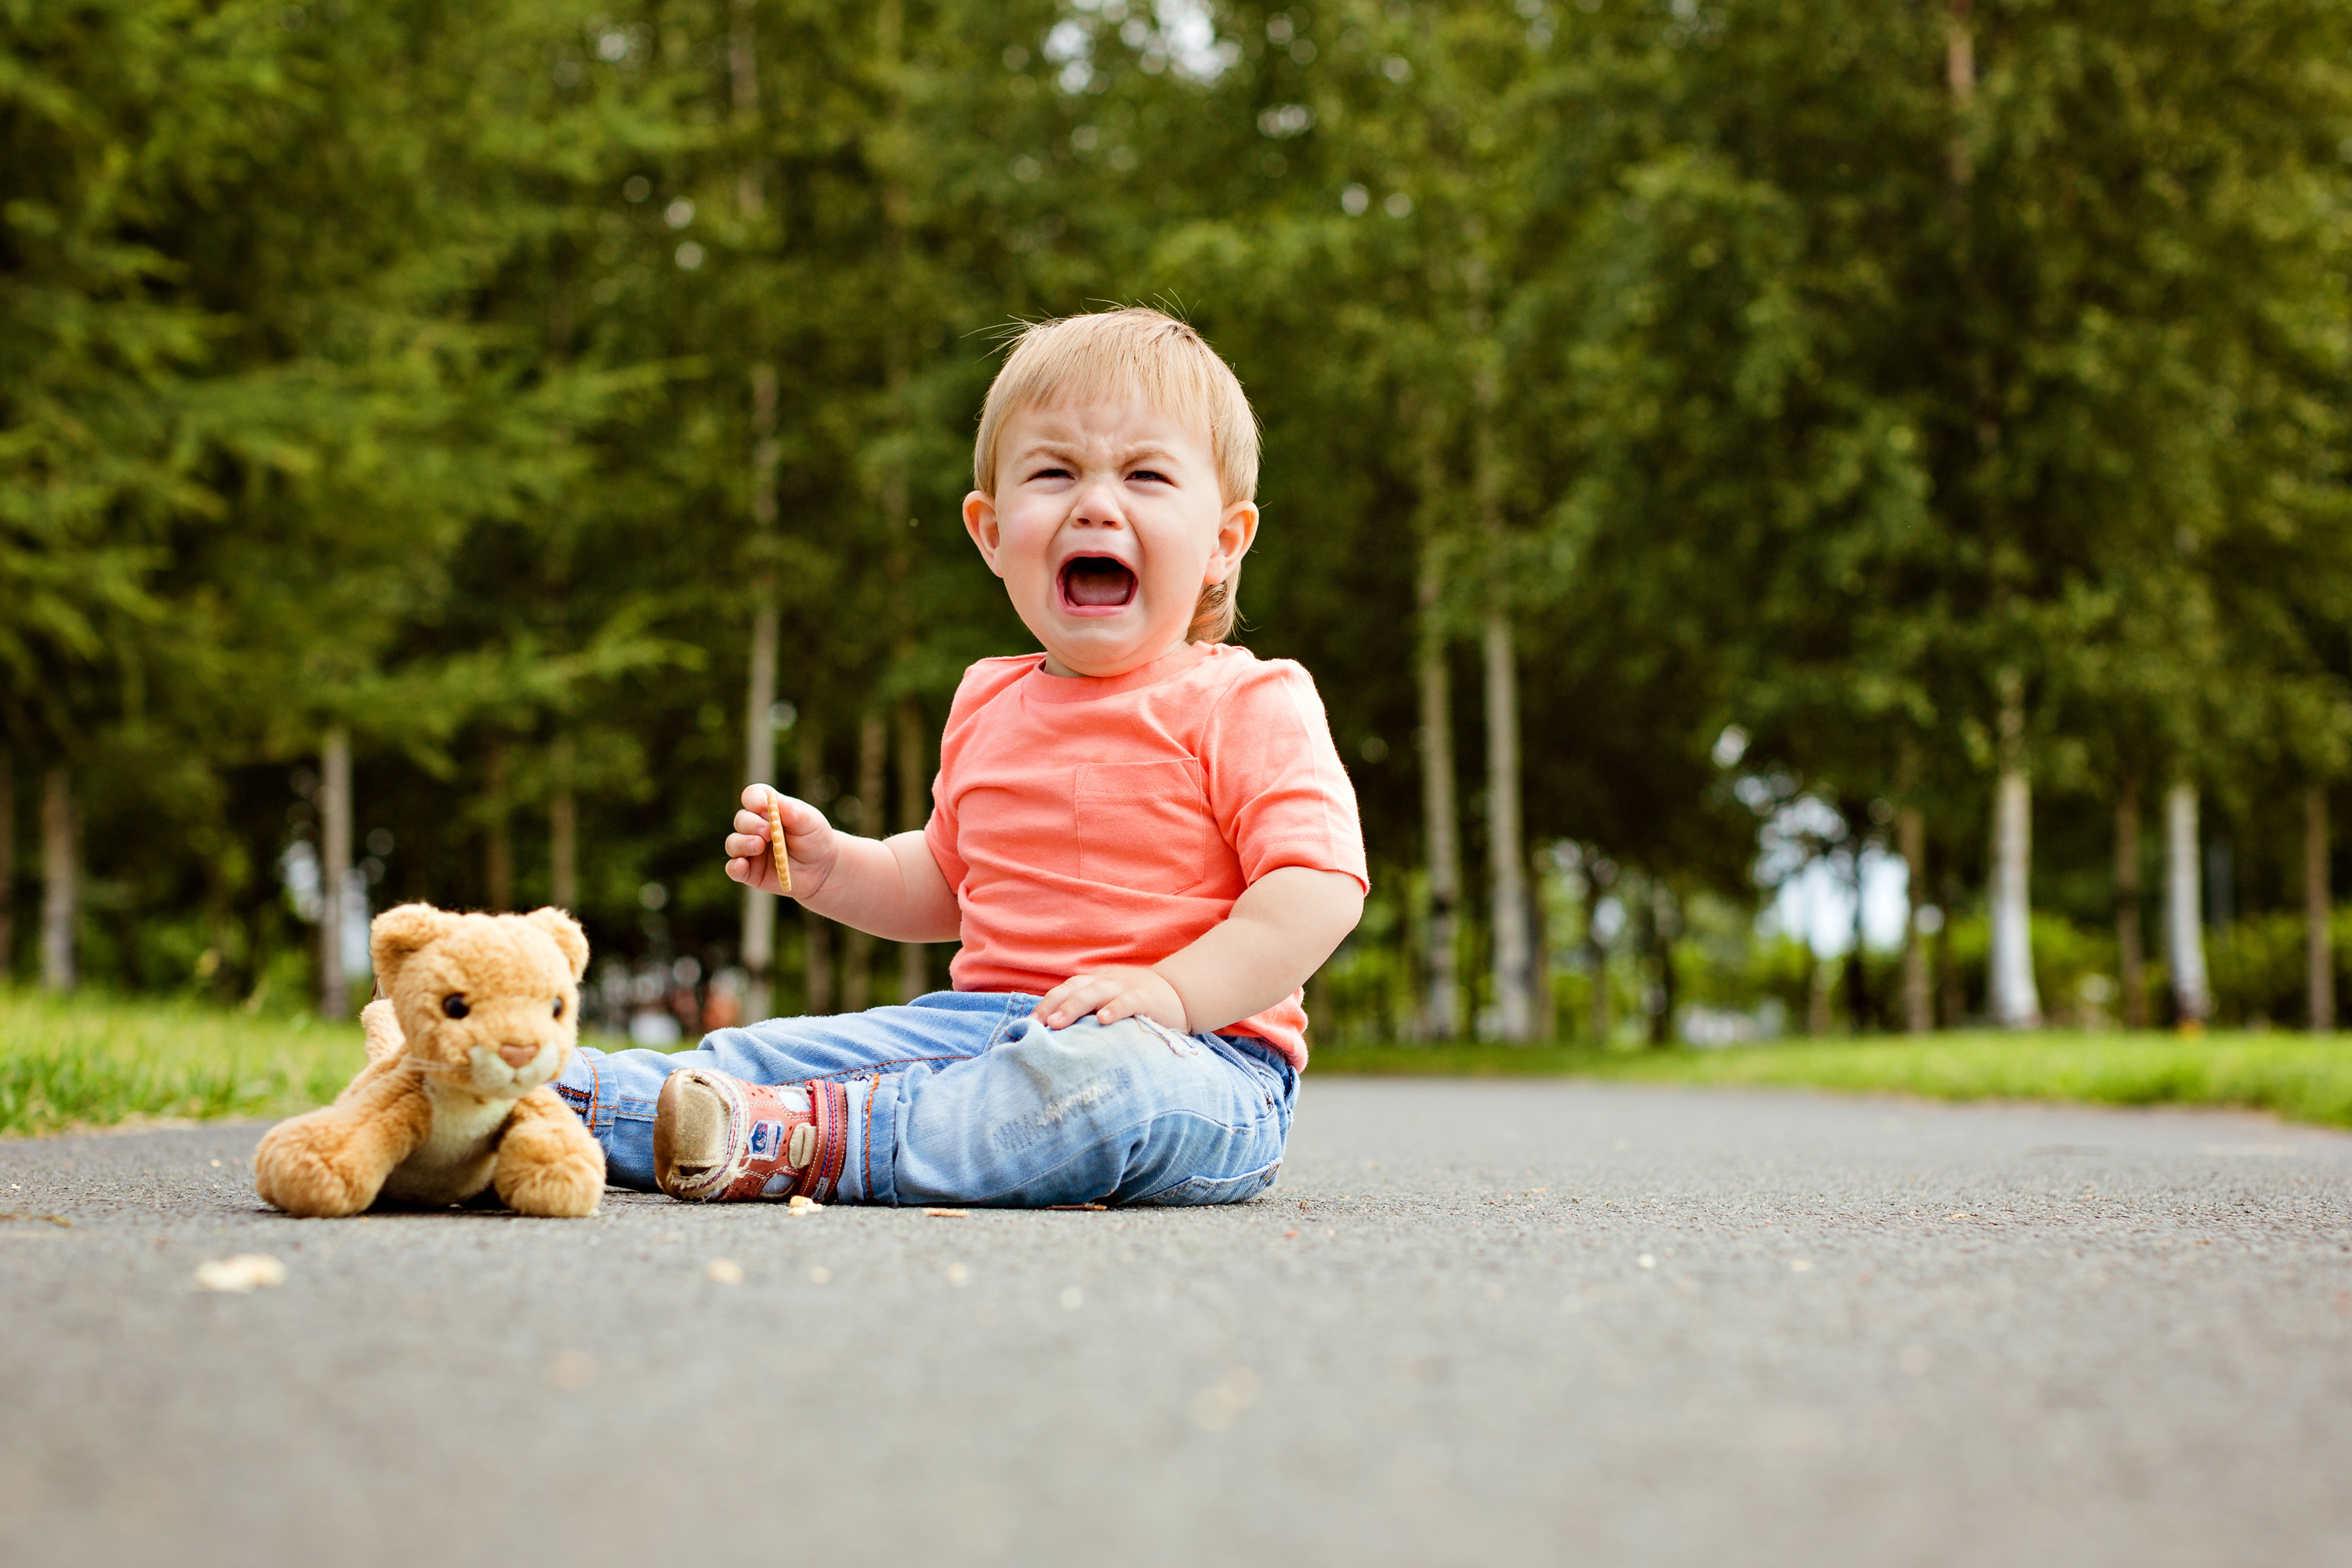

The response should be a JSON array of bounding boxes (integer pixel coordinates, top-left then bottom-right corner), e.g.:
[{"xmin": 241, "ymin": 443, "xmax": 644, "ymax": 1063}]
[
  {"xmin": 0, "ymin": 988, "xmax": 655, "ymax": 1138},
  {"xmin": 1312, "ymin": 1030, "xmax": 2352, "ymax": 1130},
  {"xmin": 9, "ymin": 988, "xmax": 2352, "ymax": 1137},
  {"xmin": 0, "ymin": 988, "xmax": 369, "ymax": 1138}
]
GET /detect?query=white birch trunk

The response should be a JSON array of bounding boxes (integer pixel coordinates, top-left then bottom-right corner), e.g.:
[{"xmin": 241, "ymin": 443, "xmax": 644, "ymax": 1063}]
[
  {"xmin": 739, "ymin": 355, "xmax": 782, "ymax": 1023},
  {"xmin": 2307, "ymin": 786, "xmax": 2333, "ymax": 1033},
  {"xmin": 741, "ymin": 603, "xmax": 779, "ymax": 1022},
  {"xmin": 1415, "ymin": 549, "xmax": 1461, "ymax": 1040},
  {"xmin": 2165, "ymin": 782, "xmax": 2210, "ymax": 1025},
  {"xmin": 1987, "ymin": 671, "xmax": 2040, "ymax": 1028},
  {"xmin": 733, "ymin": 5, "xmax": 779, "ymax": 1023},
  {"xmin": 38, "ymin": 766, "xmax": 74, "ymax": 993},
  {"xmin": 1483, "ymin": 606, "xmax": 1533, "ymax": 1040},
  {"xmin": 319, "ymin": 729, "xmax": 352, "ymax": 1018},
  {"xmin": 1988, "ymin": 772, "xmax": 2040, "ymax": 1027}
]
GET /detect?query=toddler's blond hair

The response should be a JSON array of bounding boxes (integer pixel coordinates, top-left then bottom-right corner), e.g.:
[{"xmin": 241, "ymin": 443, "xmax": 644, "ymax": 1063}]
[{"xmin": 973, "ymin": 307, "xmax": 1259, "ymax": 644}]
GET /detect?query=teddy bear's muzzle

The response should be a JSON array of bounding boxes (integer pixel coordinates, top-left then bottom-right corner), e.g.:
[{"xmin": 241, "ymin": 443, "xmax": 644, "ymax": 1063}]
[{"xmin": 460, "ymin": 1038, "xmax": 561, "ymax": 1097}]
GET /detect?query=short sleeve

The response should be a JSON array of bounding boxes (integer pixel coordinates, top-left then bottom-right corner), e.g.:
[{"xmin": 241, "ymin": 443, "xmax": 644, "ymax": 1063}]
[
  {"xmin": 923, "ymin": 789, "xmax": 967, "ymax": 892},
  {"xmin": 1199, "ymin": 661, "xmax": 1370, "ymax": 892}
]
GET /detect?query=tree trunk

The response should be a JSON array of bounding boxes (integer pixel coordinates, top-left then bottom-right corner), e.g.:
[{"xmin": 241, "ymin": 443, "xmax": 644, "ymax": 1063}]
[
  {"xmin": 840, "ymin": 710, "xmax": 887, "ymax": 1013},
  {"xmin": 729, "ymin": 0, "xmax": 767, "ymax": 221},
  {"xmin": 1987, "ymin": 670, "xmax": 2042, "ymax": 1029},
  {"xmin": 1988, "ymin": 770, "xmax": 2039, "ymax": 1027},
  {"xmin": 1415, "ymin": 547, "xmax": 1461, "ymax": 1040},
  {"xmin": 895, "ymin": 696, "xmax": 930, "ymax": 1002},
  {"xmin": 1897, "ymin": 805, "xmax": 1931, "ymax": 1033},
  {"xmin": 1846, "ymin": 844, "xmax": 1871, "ymax": 1034},
  {"xmin": 1529, "ymin": 844, "xmax": 1554, "ymax": 1040},
  {"xmin": 38, "ymin": 766, "xmax": 75, "ymax": 993},
  {"xmin": 739, "ymin": 361, "xmax": 782, "ymax": 1024},
  {"xmin": 1945, "ymin": 2, "xmax": 1976, "ymax": 175},
  {"xmin": 2206, "ymin": 837, "xmax": 2234, "ymax": 928},
  {"xmin": 318, "ymin": 729, "xmax": 352, "ymax": 1018},
  {"xmin": 1472, "ymin": 329, "xmax": 1531, "ymax": 1045},
  {"xmin": 1937, "ymin": 868, "xmax": 1962, "ymax": 1026},
  {"xmin": 2307, "ymin": 786, "xmax": 2334, "ymax": 1033},
  {"xmin": 483, "ymin": 736, "xmax": 512, "ymax": 913},
  {"xmin": 2165, "ymin": 782, "xmax": 2210, "ymax": 1027},
  {"xmin": 550, "ymin": 734, "xmax": 578, "ymax": 912},
  {"xmin": 1584, "ymin": 855, "xmax": 1612, "ymax": 1046},
  {"xmin": 1649, "ymin": 884, "xmax": 1679, "ymax": 1047},
  {"xmin": 741, "ymin": 604, "xmax": 779, "ymax": 1020},
  {"xmin": 2115, "ymin": 779, "xmax": 2147, "ymax": 1029},
  {"xmin": 0, "ymin": 760, "xmax": 13, "ymax": 982},
  {"xmin": 733, "ymin": 0, "xmax": 779, "ymax": 1019},
  {"xmin": 798, "ymin": 719, "xmax": 832, "ymax": 1015},
  {"xmin": 1483, "ymin": 607, "xmax": 1532, "ymax": 1040}
]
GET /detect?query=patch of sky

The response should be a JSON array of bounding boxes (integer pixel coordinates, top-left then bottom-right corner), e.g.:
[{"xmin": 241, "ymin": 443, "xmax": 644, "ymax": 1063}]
[{"xmin": 1752, "ymin": 792, "xmax": 1913, "ymax": 956}]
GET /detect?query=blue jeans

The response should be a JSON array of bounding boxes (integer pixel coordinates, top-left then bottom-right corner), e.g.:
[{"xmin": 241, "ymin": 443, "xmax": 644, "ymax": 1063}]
[{"xmin": 555, "ymin": 991, "xmax": 1296, "ymax": 1207}]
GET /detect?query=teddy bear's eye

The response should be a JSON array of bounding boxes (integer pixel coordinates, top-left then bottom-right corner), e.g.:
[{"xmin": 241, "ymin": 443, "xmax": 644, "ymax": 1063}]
[
  {"xmin": 441, "ymin": 994, "xmax": 470, "ymax": 1019},
  {"xmin": 551, "ymin": 997, "xmax": 565, "ymax": 1019}
]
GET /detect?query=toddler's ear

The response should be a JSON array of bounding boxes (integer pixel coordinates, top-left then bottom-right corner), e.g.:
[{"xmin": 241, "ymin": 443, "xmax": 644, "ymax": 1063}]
[
  {"xmin": 963, "ymin": 490, "xmax": 1005, "ymax": 574},
  {"xmin": 525, "ymin": 907, "xmax": 591, "ymax": 982},
  {"xmin": 370, "ymin": 903, "xmax": 456, "ymax": 988}
]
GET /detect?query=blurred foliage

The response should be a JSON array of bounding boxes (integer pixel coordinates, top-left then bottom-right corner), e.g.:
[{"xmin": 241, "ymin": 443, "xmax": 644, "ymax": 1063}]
[{"xmin": 4, "ymin": 0, "xmax": 2350, "ymax": 1042}]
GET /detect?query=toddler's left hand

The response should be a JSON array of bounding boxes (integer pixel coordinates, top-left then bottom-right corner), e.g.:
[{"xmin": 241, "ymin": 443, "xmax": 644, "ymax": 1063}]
[{"xmin": 1035, "ymin": 967, "xmax": 1190, "ymax": 1033}]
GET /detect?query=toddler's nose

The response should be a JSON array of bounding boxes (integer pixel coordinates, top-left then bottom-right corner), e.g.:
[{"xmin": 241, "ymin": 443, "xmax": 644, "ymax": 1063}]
[{"xmin": 497, "ymin": 1041, "xmax": 540, "ymax": 1068}]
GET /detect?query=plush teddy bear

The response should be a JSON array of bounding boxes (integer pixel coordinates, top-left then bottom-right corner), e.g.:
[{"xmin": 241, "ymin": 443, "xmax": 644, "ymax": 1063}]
[{"xmin": 254, "ymin": 902, "xmax": 605, "ymax": 1218}]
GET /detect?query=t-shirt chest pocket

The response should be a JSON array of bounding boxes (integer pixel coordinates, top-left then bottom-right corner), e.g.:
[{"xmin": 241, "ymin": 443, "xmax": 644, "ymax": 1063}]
[{"xmin": 1073, "ymin": 759, "xmax": 1212, "ymax": 896}]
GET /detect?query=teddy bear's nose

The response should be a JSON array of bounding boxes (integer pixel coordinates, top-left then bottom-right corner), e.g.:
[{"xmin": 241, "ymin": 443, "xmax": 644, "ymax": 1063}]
[{"xmin": 497, "ymin": 1042, "xmax": 540, "ymax": 1068}]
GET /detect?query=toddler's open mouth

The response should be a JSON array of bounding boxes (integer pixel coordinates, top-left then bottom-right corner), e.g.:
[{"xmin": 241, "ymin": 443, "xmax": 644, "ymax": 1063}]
[{"xmin": 1058, "ymin": 554, "xmax": 1137, "ymax": 614}]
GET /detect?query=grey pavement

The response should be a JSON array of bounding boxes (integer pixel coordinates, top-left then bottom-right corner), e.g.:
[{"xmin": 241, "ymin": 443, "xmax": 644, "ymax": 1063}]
[{"xmin": 2, "ymin": 1079, "xmax": 2350, "ymax": 1568}]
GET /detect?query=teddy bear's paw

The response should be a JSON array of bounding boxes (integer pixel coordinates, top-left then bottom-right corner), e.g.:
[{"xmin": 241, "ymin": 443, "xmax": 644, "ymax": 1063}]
[
  {"xmin": 497, "ymin": 1159, "xmax": 602, "ymax": 1218},
  {"xmin": 495, "ymin": 1126, "xmax": 604, "ymax": 1218},
  {"xmin": 254, "ymin": 1123, "xmax": 379, "ymax": 1218}
]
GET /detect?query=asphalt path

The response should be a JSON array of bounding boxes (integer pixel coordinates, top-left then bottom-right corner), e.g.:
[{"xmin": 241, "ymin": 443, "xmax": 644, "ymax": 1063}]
[{"xmin": 3, "ymin": 1079, "xmax": 2349, "ymax": 1568}]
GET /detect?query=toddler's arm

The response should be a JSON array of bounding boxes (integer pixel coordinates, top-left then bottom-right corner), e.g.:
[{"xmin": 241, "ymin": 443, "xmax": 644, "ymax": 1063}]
[
  {"xmin": 1033, "ymin": 866, "xmax": 1364, "ymax": 1035},
  {"xmin": 722, "ymin": 784, "xmax": 960, "ymax": 944}
]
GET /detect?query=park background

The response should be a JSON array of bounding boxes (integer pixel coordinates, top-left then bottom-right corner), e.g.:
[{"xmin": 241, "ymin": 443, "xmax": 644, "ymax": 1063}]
[{"xmin": 5, "ymin": 0, "xmax": 2352, "ymax": 1116}]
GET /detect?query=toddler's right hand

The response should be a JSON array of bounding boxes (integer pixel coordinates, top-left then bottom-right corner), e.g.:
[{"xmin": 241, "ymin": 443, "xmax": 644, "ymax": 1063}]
[{"xmin": 724, "ymin": 785, "xmax": 833, "ymax": 899}]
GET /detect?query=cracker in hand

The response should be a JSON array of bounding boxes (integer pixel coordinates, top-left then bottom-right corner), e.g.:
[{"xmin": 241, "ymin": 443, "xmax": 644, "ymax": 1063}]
[{"xmin": 768, "ymin": 793, "xmax": 792, "ymax": 895}]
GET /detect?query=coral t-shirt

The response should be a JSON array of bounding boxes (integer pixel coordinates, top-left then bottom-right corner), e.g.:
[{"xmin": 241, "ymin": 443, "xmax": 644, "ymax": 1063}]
[{"xmin": 924, "ymin": 641, "xmax": 1368, "ymax": 1069}]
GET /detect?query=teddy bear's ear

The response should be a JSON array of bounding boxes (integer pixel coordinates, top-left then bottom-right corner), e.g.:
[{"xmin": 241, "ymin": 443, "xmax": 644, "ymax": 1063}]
[
  {"xmin": 370, "ymin": 903, "xmax": 456, "ymax": 985},
  {"xmin": 525, "ymin": 907, "xmax": 590, "ymax": 982}
]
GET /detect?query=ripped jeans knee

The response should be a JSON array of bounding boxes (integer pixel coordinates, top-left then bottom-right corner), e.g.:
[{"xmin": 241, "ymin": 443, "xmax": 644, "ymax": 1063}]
[{"xmin": 887, "ymin": 1011, "xmax": 1295, "ymax": 1208}]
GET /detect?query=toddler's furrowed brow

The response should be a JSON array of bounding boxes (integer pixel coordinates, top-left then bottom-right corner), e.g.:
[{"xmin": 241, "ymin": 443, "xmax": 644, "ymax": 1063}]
[{"xmin": 1018, "ymin": 442, "xmax": 1185, "ymax": 477}]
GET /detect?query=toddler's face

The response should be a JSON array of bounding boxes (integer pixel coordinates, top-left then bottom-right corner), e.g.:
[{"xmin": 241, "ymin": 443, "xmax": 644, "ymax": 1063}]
[{"xmin": 963, "ymin": 399, "xmax": 1256, "ymax": 678}]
